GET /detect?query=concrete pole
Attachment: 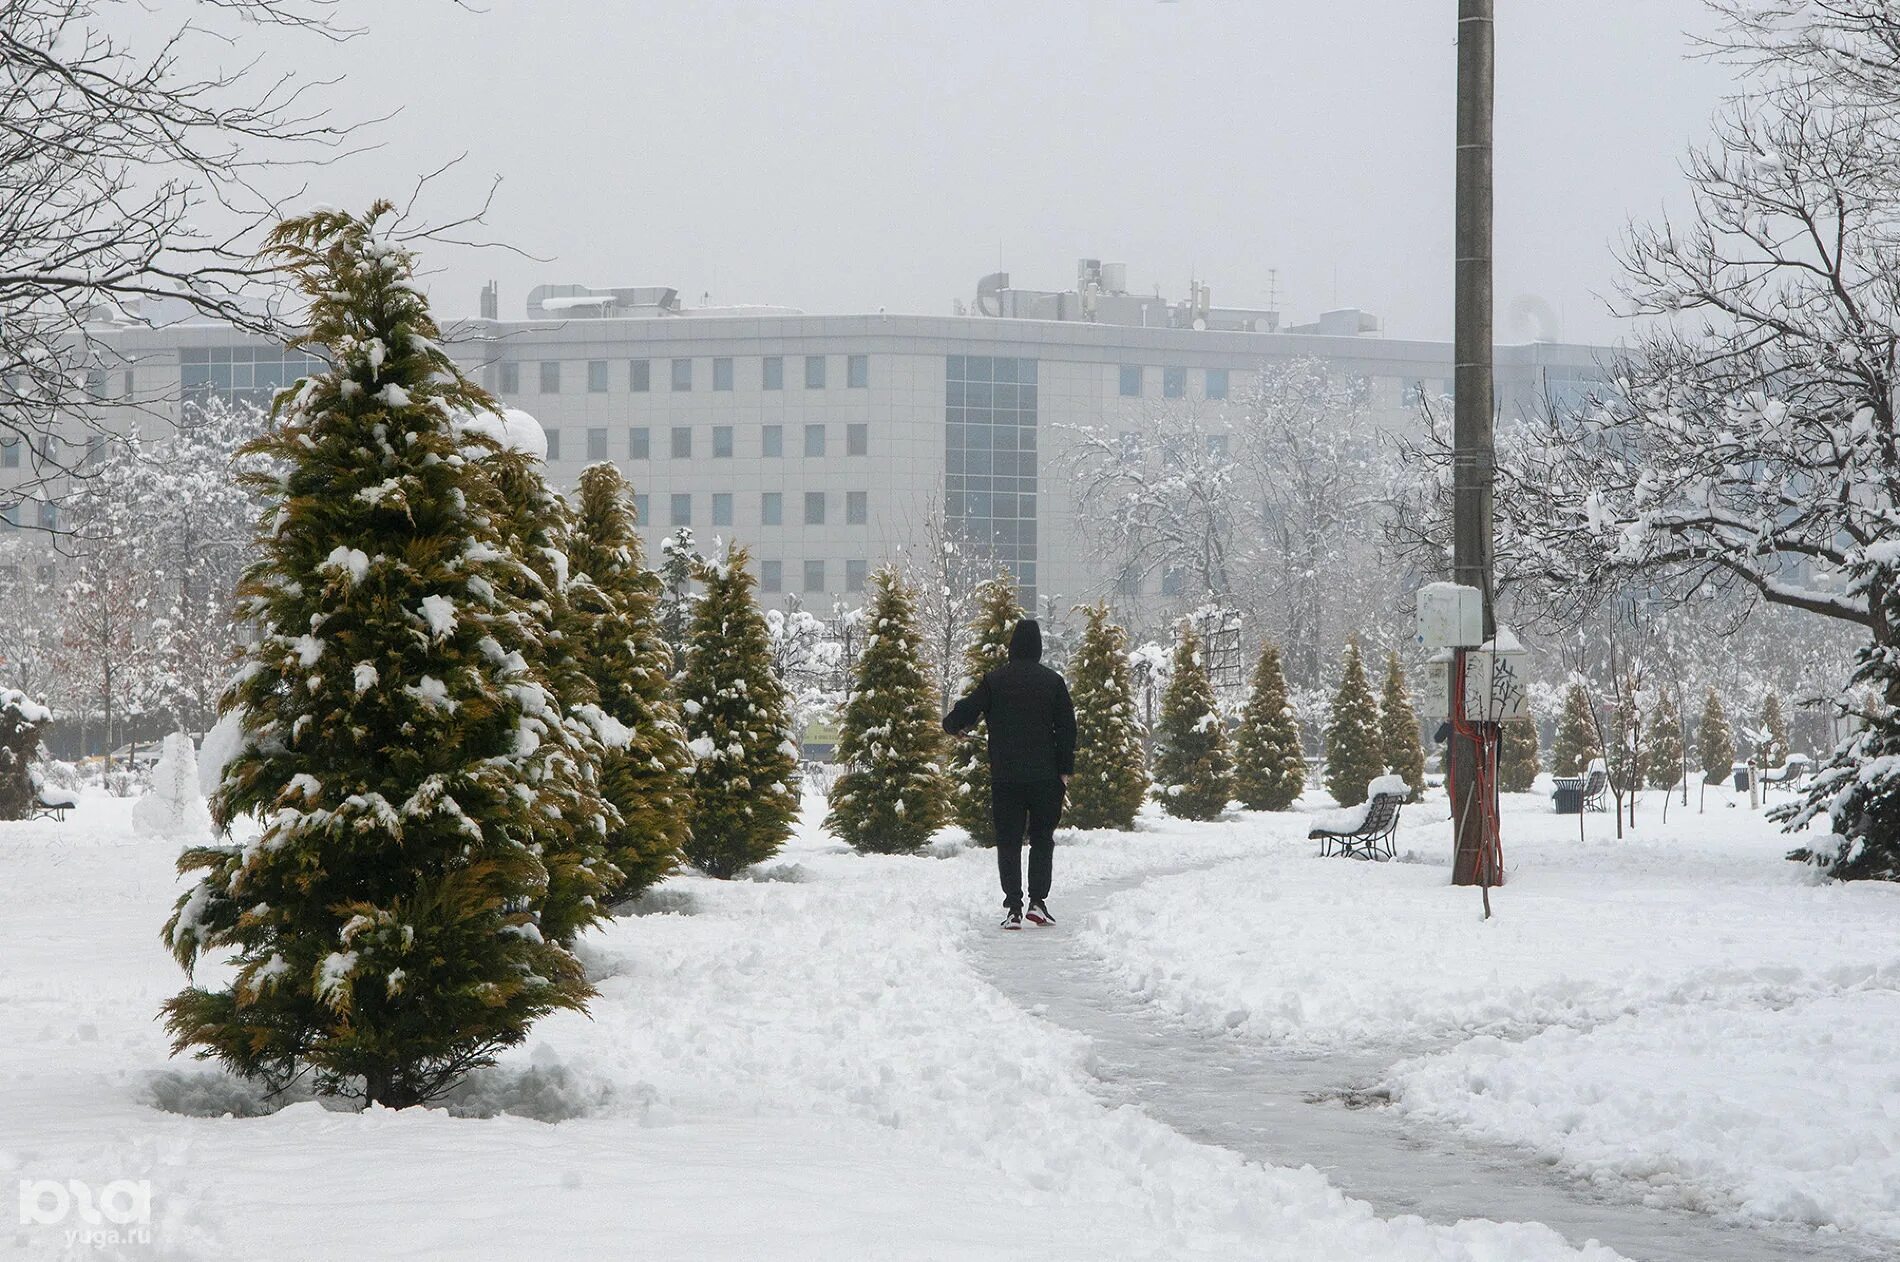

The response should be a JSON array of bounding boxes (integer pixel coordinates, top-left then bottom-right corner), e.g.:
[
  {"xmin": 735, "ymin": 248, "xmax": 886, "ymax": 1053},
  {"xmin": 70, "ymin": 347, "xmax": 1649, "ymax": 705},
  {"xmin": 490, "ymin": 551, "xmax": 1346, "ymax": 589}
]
[{"xmin": 1451, "ymin": 0, "xmax": 1497, "ymax": 888}]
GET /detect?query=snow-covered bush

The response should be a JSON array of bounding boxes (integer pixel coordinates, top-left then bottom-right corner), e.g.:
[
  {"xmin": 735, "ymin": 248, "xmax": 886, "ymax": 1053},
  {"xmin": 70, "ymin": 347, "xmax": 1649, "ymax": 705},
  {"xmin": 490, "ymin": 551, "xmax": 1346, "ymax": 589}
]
[
  {"xmin": 1066, "ymin": 604, "xmax": 1149, "ymax": 830},
  {"xmin": 132, "ymin": 732, "xmax": 213, "ymax": 840},
  {"xmin": 0, "ymin": 690, "xmax": 51, "ymax": 819},
  {"xmin": 1152, "ymin": 622, "xmax": 1231, "ymax": 820},
  {"xmin": 1323, "ymin": 639, "xmax": 1383, "ymax": 808}
]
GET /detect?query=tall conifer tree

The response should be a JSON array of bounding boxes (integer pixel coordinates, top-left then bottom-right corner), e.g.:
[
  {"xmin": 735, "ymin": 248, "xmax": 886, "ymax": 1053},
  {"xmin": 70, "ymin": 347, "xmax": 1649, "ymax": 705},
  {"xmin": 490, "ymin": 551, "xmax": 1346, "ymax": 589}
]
[
  {"xmin": 947, "ymin": 572, "xmax": 1022, "ymax": 842},
  {"xmin": 1553, "ymin": 682, "xmax": 1601, "ymax": 776},
  {"xmin": 1378, "ymin": 649, "xmax": 1426, "ymax": 800},
  {"xmin": 1153, "ymin": 622, "xmax": 1232, "ymax": 820},
  {"xmin": 1232, "ymin": 639, "xmax": 1305, "ymax": 811},
  {"xmin": 1065, "ymin": 604, "xmax": 1148, "ymax": 830},
  {"xmin": 678, "ymin": 545, "xmax": 801, "ymax": 877},
  {"xmin": 1647, "ymin": 693, "xmax": 1685, "ymax": 791},
  {"xmin": 567, "ymin": 463, "xmax": 692, "ymax": 901},
  {"xmin": 1699, "ymin": 689, "xmax": 1735, "ymax": 784},
  {"xmin": 1498, "ymin": 717, "xmax": 1541, "ymax": 792},
  {"xmin": 161, "ymin": 204, "xmax": 593, "ymax": 1108},
  {"xmin": 1323, "ymin": 638, "xmax": 1384, "ymax": 807},
  {"xmin": 826, "ymin": 568, "xmax": 949, "ymax": 853}
]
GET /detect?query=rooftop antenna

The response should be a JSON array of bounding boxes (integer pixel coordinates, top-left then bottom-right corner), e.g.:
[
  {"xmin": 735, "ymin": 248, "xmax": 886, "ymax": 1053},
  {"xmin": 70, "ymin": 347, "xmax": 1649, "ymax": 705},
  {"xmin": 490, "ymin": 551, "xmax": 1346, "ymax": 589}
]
[{"xmin": 1266, "ymin": 268, "xmax": 1280, "ymax": 313}]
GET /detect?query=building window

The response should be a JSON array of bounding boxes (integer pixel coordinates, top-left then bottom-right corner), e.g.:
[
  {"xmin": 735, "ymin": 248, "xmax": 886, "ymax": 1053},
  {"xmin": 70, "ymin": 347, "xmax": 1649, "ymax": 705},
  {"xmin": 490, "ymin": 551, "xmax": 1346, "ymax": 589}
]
[
  {"xmin": 37, "ymin": 501, "xmax": 57, "ymax": 531},
  {"xmin": 1116, "ymin": 568, "xmax": 1141, "ymax": 596},
  {"xmin": 763, "ymin": 356, "xmax": 784, "ymax": 390},
  {"xmin": 499, "ymin": 361, "xmax": 520, "ymax": 395},
  {"xmin": 633, "ymin": 494, "xmax": 650, "ymax": 524},
  {"xmin": 670, "ymin": 493, "xmax": 691, "ymax": 526},
  {"xmin": 761, "ymin": 492, "xmax": 783, "ymax": 526},
  {"xmin": 944, "ymin": 354, "xmax": 1041, "ymax": 605},
  {"xmin": 1163, "ymin": 366, "xmax": 1186, "ymax": 398},
  {"xmin": 2, "ymin": 440, "xmax": 18, "ymax": 469},
  {"xmin": 713, "ymin": 425, "xmax": 734, "ymax": 458},
  {"xmin": 762, "ymin": 559, "xmax": 783, "ymax": 592},
  {"xmin": 1161, "ymin": 566, "xmax": 1185, "ymax": 596},
  {"xmin": 1206, "ymin": 433, "xmax": 1230, "ymax": 460},
  {"xmin": 713, "ymin": 357, "xmax": 734, "ymax": 391},
  {"xmin": 1117, "ymin": 432, "xmax": 1142, "ymax": 464},
  {"xmin": 0, "ymin": 506, "xmax": 14, "ymax": 531},
  {"xmin": 630, "ymin": 359, "xmax": 651, "ymax": 392},
  {"xmin": 847, "ymin": 422, "xmax": 868, "ymax": 456},
  {"xmin": 804, "ymin": 424, "xmax": 826, "ymax": 457},
  {"xmin": 804, "ymin": 355, "xmax": 826, "ymax": 389},
  {"xmin": 541, "ymin": 428, "xmax": 562, "ymax": 461},
  {"xmin": 671, "ymin": 426, "xmax": 692, "ymax": 459},
  {"xmin": 847, "ymin": 490, "xmax": 868, "ymax": 525},
  {"xmin": 587, "ymin": 427, "xmax": 608, "ymax": 460},
  {"xmin": 588, "ymin": 360, "xmax": 609, "ymax": 393},
  {"xmin": 804, "ymin": 491, "xmax": 826, "ymax": 525},
  {"xmin": 847, "ymin": 354, "xmax": 868, "ymax": 388},
  {"xmin": 712, "ymin": 492, "xmax": 733, "ymax": 526},
  {"xmin": 1206, "ymin": 368, "xmax": 1229, "ymax": 400},
  {"xmin": 847, "ymin": 559, "xmax": 868, "ymax": 591},
  {"xmin": 804, "ymin": 559, "xmax": 826, "ymax": 592},
  {"xmin": 540, "ymin": 361, "xmax": 561, "ymax": 394},
  {"xmin": 1119, "ymin": 365, "xmax": 1142, "ymax": 397},
  {"xmin": 630, "ymin": 427, "xmax": 650, "ymax": 459},
  {"xmin": 671, "ymin": 358, "xmax": 692, "ymax": 391},
  {"xmin": 762, "ymin": 424, "xmax": 784, "ymax": 457},
  {"xmin": 179, "ymin": 343, "xmax": 325, "ymax": 406}
]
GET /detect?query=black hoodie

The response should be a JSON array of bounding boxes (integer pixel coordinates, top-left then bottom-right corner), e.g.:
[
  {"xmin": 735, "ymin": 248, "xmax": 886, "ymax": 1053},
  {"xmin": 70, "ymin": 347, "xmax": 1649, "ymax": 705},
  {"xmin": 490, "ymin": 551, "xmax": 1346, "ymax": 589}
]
[{"xmin": 942, "ymin": 619, "xmax": 1078, "ymax": 784}]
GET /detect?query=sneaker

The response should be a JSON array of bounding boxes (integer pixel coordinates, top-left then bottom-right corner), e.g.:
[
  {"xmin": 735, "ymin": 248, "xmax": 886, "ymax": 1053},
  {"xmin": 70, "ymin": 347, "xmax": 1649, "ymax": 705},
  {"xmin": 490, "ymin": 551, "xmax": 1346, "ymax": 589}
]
[
  {"xmin": 1025, "ymin": 899, "xmax": 1054, "ymax": 926},
  {"xmin": 1000, "ymin": 906, "xmax": 1023, "ymax": 931}
]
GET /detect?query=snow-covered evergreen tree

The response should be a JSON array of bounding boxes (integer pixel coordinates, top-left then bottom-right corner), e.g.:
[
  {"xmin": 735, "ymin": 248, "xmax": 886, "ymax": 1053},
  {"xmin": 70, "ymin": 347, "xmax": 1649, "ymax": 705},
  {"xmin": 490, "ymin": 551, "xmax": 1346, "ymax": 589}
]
[
  {"xmin": 161, "ymin": 203, "xmax": 594, "ymax": 1109},
  {"xmin": 1553, "ymin": 682, "xmax": 1601, "ymax": 776},
  {"xmin": 132, "ymin": 732, "xmax": 213, "ymax": 839},
  {"xmin": 656, "ymin": 527, "xmax": 701, "ymax": 674},
  {"xmin": 1152, "ymin": 622, "xmax": 1231, "ymax": 820},
  {"xmin": 0, "ymin": 689, "xmax": 50, "ymax": 820},
  {"xmin": 678, "ymin": 544, "xmax": 801, "ymax": 878},
  {"xmin": 826, "ymin": 568, "xmax": 948, "ymax": 854},
  {"xmin": 470, "ymin": 430, "xmax": 620, "ymax": 944},
  {"xmin": 565, "ymin": 462, "xmax": 692, "ymax": 903},
  {"xmin": 1647, "ymin": 693, "xmax": 1685, "ymax": 790},
  {"xmin": 1231, "ymin": 639, "xmax": 1304, "ymax": 811},
  {"xmin": 948, "ymin": 572, "xmax": 1022, "ymax": 842},
  {"xmin": 1066, "ymin": 603, "xmax": 1149, "ymax": 830},
  {"xmin": 1761, "ymin": 691, "xmax": 1791, "ymax": 764},
  {"xmin": 1498, "ymin": 717, "xmax": 1541, "ymax": 793},
  {"xmin": 1323, "ymin": 638, "xmax": 1384, "ymax": 807},
  {"xmin": 1378, "ymin": 649, "xmax": 1426, "ymax": 800},
  {"xmin": 1699, "ymin": 689, "xmax": 1735, "ymax": 784}
]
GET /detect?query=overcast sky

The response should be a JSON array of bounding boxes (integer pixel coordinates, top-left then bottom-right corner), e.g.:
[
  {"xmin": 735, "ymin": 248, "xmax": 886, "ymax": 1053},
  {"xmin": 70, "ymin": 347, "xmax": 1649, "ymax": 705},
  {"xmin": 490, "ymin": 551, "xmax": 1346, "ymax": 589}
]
[{"xmin": 203, "ymin": 0, "xmax": 1739, "ymax": 344}]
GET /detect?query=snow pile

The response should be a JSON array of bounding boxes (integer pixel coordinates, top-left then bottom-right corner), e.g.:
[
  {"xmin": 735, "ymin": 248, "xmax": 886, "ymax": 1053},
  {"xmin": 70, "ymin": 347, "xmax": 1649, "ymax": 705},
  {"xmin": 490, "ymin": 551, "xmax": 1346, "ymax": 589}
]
[
  {"xmin": 131, "ymin": 733, "xmax": 214, "ymax": 840},
  {"xmin": 1390, "ymin": 989, "xmax": 1900, "ymax": 1240},
  {"xmin": 197, "ymin": 706, "xmax": 247, "ymax": 798},
  {"xmin": 459, "ymin": 406, "xmax": 548, "ymax": 461}
]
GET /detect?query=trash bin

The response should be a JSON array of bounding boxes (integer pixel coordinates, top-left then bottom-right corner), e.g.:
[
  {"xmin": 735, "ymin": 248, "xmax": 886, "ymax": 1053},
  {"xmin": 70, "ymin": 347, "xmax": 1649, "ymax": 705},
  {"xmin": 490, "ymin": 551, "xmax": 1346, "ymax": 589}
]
[
  {"xmin": 1553, "ymin": 780, "xmax": 1583, "ymax": 814},
  {"xmin": 1732, "ymin": 764, "xmax": 1752, "ymax": 792}
]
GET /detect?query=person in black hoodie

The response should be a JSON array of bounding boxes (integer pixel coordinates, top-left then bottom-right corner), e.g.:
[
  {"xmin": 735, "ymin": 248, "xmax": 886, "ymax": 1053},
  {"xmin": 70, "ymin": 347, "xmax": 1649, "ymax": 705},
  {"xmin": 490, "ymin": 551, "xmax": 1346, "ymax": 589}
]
[{"xmin": 942, "ymin": 619, "xmax": 1077, "ymax": 929}]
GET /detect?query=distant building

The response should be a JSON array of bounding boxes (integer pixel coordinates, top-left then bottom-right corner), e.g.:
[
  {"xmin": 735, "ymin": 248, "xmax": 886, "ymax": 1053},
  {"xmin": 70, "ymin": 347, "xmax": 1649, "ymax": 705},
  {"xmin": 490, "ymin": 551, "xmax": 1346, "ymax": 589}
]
[{"xmin": 6, "ymin": 261, "xmax": 1616, "ymax": 621}]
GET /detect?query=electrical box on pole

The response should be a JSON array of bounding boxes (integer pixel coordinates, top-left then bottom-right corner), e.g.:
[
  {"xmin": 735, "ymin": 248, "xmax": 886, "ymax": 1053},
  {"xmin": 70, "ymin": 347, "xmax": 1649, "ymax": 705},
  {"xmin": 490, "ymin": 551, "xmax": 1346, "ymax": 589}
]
[{"xmin": 1416, "ymin": 582, "xmax": 1485, "ymax": 649}]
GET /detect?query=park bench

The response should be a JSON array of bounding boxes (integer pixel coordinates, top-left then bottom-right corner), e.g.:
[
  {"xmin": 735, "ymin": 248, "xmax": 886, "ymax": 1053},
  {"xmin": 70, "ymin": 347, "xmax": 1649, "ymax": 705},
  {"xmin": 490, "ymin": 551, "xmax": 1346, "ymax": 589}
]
[
  {"xmin": 27, "ymin": 769, "xmax": 76, "ymax": 822},
  {"xmin": 1310, "ymin": 789, "xmax": 1406, "ymax": 862},
  {"xmin": 1553, "ymin": 761, "xmax": 1610, "ymax": 814},
  {"xmin": 1759, "ymin": 755, "xmax": 1812, "ymax": 793}
]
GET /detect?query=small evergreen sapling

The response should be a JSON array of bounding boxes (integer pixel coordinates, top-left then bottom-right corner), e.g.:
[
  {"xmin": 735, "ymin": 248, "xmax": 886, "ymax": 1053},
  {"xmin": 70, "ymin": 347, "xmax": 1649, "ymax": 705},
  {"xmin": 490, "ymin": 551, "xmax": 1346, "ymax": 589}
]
[
  {"xmin": 1231, "ymin": 639, "xmax": 1305, "ymax": 811},
  {"xmin": 566, "ymin": 463, "xmax": 692, "ymax": 901},
  {"xmin": 1152, "ymin": 622, "xmax": 1232, "ymax": 820},
  {"xmin": 0, "ymin": 689, "xmax": 50, "ymax": 820},
  {"xmin": 1378, "ymin": 649, "xmax": 1426, "ymax": 801},
  {"xmin": 1323, "ymin": 638, "xmax": 1384, "ymax": 807},
  {"xmin": 1646, "ymin": 693, "xmax": 1685, "ymax": 791},
  {"xmin": 1761, "ymin": 691, "xmax": 1791, "ymax": 764},
  {"xmin": 826, "ymin": 567, "xmax": 949, "ymax": 854},
  {"xmin": 1553, "ymin": 682, "xmax": 1601, "ymax": 776},
  {"xmin": 948, "ymin": 572, "xmax": 1022, "ymax": 842},
  {"xmin": 1498, "ymin": 717, "xmax": 1541, "ymax": 793},
  {"xmin": 161, "ymin": 203, "xmax": 594, "ymax": 1109},
  {"xmin": 1065, "ymin": 604, "xmax": 1149, "ymax": 830},
  {"xmin": 678, "ymin": 544, "xmax": 801, "ymax": 877}
]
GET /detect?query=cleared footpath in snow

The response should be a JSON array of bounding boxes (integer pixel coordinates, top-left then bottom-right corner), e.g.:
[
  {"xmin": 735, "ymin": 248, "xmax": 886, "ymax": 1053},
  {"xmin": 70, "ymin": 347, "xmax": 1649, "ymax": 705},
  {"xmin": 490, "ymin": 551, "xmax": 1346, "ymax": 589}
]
[
  {"xmin": 3, "ymin": 792, "xmax": 1617, "ymax": 1261},
  {"xmin": 1050, "ymin": 786, "xmax": 1900, "ymax": 1260}
]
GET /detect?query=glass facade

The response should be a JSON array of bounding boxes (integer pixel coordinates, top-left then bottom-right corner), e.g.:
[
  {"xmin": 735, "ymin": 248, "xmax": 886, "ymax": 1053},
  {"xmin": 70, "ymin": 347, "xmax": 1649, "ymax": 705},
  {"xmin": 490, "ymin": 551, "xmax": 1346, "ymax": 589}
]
[
  {"xmin": 945, "ymin": 355, "xmax": 1038, "ymax": 603},
  {"xmin": 180, "ymin": 345, "xmax": 326, "ymax": 406}
]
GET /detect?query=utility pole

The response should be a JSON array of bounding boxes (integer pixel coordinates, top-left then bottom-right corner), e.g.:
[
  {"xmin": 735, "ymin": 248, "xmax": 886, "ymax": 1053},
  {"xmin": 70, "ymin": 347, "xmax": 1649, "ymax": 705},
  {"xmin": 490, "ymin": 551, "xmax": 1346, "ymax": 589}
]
[{"xmin": 1451, "ymin": 0, "xmax": 1498, "ymax": 888}]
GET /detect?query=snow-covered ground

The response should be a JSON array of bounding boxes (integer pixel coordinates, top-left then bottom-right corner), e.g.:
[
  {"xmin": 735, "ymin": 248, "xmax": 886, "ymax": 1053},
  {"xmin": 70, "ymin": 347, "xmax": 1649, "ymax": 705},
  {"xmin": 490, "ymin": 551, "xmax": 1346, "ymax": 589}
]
[
  {"xmin": 1078, "ymin": 782, "xmax": 1900, "ymax": 1246},
  {"xmin": 1, "ymin": 791, "xmax": 1619, "ymax": 1261}
]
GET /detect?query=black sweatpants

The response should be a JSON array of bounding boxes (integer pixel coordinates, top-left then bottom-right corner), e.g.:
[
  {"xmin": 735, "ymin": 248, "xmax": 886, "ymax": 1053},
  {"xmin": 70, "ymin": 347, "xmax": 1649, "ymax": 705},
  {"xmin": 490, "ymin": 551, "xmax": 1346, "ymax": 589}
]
[{"xmin": 992, "ymin": 778, "xmax": 1064, "ymax": 908}]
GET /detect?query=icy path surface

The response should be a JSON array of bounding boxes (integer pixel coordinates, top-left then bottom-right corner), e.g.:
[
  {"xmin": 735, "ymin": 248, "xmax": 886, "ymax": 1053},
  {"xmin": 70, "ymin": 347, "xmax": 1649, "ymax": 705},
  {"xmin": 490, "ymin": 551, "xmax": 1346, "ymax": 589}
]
[{"xmin": 973, "ymin": 864, "xmax": 1886, "ymax": 1262}]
